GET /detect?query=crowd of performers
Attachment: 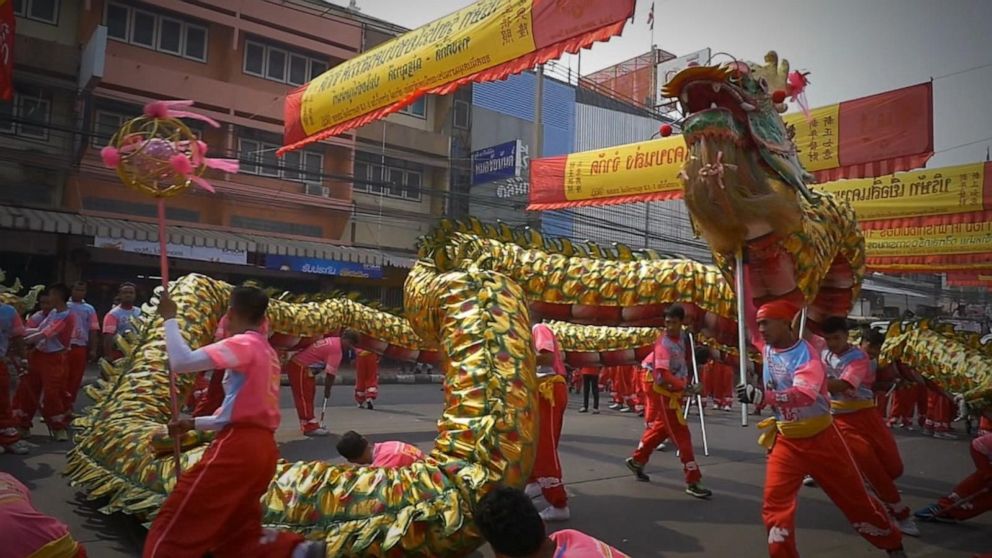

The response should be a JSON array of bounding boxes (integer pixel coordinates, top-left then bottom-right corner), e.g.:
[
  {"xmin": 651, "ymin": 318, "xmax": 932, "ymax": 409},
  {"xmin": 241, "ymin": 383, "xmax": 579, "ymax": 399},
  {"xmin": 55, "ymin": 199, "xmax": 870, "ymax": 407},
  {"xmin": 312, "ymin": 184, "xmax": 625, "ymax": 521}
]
[
  {"xmin": 532, "ymin": 301, "xmax": 992, "ymax": 558},
  {"xmin": 1, "ymin": 281, "xmax": 991, "ymax": 557}
]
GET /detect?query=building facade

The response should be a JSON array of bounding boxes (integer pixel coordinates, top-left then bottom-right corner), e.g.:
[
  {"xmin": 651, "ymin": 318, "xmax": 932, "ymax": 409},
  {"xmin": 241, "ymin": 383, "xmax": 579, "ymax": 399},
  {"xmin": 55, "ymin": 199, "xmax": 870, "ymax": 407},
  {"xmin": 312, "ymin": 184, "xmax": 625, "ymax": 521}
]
[
  {"xmin": 469, "ymin": 71, "xmax": 574, "ymax": 238},
  {"xmin": 0, "ymin": 0, "xmax": 451, "ymax": 309}
]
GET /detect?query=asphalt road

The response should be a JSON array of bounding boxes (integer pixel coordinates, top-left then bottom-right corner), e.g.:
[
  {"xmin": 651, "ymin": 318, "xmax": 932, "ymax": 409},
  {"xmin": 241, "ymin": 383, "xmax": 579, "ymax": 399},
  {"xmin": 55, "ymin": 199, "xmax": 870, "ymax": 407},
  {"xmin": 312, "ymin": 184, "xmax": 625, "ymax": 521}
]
[{"xmin": 5, "ymin": 383, "xmax": 991, "ymax": 557}]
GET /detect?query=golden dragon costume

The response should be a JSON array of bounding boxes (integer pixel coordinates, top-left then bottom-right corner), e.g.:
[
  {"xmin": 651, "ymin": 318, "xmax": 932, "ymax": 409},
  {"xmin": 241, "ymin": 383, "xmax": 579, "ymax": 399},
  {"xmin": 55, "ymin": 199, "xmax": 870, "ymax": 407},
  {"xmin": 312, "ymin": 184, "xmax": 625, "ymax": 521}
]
[{"xmin": 62, "ymin": 51, "xmax": 989, "ymax": 556}]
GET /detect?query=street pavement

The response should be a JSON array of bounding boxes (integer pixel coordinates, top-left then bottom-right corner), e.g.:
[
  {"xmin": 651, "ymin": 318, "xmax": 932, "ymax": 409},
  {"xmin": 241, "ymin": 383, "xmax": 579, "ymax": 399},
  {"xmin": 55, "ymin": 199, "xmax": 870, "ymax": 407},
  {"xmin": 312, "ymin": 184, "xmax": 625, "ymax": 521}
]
[{"xmin": 4, "ymin": 382, "xmax": 991, "ymax": 557}]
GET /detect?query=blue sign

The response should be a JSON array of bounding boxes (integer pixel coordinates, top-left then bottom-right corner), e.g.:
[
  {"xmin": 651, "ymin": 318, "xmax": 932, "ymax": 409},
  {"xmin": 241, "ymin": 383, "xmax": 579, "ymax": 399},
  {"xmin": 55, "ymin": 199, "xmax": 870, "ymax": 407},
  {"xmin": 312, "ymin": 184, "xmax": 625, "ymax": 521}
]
[
  {"xmin": 265, "ymin": 255, "xmax": 384, "ymax": 279},
  {"xmin": 471, "ymin": 140, "xmax": 520, "ymax": 185}
]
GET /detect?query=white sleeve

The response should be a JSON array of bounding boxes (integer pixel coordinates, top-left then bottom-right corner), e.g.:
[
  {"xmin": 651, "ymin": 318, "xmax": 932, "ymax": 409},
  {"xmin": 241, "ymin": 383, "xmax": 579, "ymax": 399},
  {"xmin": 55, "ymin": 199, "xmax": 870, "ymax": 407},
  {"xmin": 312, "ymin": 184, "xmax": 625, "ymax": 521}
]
[{"xmin": 165, "ymin": 319, "xmax": 215, "ymax": 374}]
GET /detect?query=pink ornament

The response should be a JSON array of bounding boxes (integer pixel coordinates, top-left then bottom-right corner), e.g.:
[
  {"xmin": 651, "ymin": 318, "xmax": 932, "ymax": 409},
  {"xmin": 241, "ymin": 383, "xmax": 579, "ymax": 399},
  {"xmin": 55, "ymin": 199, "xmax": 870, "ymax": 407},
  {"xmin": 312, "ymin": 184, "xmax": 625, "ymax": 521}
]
[
  {"xmin": 101, "ymin": 146, "xmax": 121, "ymax": 168},
  {"xmin": 144, "ymin": 100, "xmax": 221, "ymax": 128}
]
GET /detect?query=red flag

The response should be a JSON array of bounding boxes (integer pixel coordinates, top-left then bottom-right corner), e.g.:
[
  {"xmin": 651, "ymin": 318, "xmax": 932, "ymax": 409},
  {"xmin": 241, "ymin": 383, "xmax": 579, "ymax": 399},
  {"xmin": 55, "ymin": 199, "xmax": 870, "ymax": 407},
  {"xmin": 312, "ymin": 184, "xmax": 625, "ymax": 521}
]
[{"xmin": 0, "ymin": 0, "xmax": 14, "ymax": 102}]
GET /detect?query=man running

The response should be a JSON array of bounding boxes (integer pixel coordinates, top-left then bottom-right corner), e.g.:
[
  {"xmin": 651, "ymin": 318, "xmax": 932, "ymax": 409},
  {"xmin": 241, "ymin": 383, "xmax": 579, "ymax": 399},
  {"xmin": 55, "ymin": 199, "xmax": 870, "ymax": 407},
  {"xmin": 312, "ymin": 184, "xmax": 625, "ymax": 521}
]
[
  {"xmin": 820, "ymin": 318, "xmax": 917, "ymax": 536},
  {"xmin": 737, "ymin": 300, "xmax": 906, "ymax": 557},
  {"xmin": 625, "ymin": 305, "xmax": 712, "ymax": 499}
]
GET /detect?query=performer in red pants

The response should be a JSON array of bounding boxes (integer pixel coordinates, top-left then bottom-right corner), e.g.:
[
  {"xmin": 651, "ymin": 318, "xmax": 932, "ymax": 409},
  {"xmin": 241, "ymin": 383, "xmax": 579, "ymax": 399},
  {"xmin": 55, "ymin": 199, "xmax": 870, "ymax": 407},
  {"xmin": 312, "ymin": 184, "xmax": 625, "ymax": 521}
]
[
  {"xmin": 887, "ymin": 361, "xmax": 926, "ymax": 429},
  {"xmin": 820, "ymin": 319, "xmax": 916, "ymax": 536},
  {"xmin": 915, "ymin": 432, "xmax": 992, "ymax": 523},
  {"xmin": 0, "ymin": 301, "xmax": 28, "ymax": 455},
  {"xmin": 287, "ymin": 331, "xmax": 356, "ymax": 434},
  {"xmin": 354, "ymin": 348, "xmax": 380, "ymax": 409},
  {"xmin": 924, "ymin": 381, "xmax": 955, "ymax": 439},
  {"xmin": 14, "ymin": 284, "xmax": 75, "ymax": 442},
  {"xmin": 738, "ymin": 301, "xmax": 905, "ymax": 558},
  {"xmin": 524, "ymin": 321, "xmax": 570, "ymax": 522},
  {"xmin": 625, "ymin": 305, "xmax": 711, "ymax": 499},
  {"xmin": 144, "ymin": 287, "xmax": 324, "ymax": 558},
  {"xmin": 704, "ymin": 351, "xmax": 735, "ymax": 410},
  {"xmin": 65, "ymin": 281, "xmax": 99, "ymax": 413}
]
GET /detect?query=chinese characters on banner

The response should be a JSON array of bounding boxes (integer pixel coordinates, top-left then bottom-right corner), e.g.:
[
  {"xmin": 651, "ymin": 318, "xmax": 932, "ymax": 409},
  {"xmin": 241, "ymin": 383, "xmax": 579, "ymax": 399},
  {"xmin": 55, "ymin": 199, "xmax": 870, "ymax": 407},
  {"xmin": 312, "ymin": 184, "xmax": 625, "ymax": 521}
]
[
  {"xmin": 784, "ymin": 104, "xmax": 840, "ymax": 171},
  {"xmin": 281, "ymin": 0, "xmax": 635, "ymax": 153},
  {"xmin": 0, "ymin": 0, "xmax": 14, "ymax": 102}
]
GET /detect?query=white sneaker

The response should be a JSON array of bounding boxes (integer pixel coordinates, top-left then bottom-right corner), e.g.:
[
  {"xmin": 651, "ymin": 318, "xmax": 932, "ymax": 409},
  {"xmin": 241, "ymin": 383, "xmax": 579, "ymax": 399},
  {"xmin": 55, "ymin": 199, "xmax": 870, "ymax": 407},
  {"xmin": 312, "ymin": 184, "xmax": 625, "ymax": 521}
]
[
  {"xmin": 657, "ymin": 442, "xmax": 667, "ymax": 452},
  {"xmin": 933, "ymin": 431, "xmax": 957, "ymax": 440},
  {"xmin": 5, "ymin": 440, "xmax": 29, "ymax": 455},
  {"xmin": 304, "ymin": 427, "xmax": 330, "ymax": 437},
  {"xmin": 524, "ymin": 482, "xmax": 542, "ymax": 499},
  {"xmin": 539, "ymin": 505, "xmax": 570, "ymax": 522},
  {"xmin": 897, "ymin": 517, "xmax": 920, "ymax": 537},
  {"xmin": 802, "ymin": 475, "xmax": 817, "ymax": 487}
]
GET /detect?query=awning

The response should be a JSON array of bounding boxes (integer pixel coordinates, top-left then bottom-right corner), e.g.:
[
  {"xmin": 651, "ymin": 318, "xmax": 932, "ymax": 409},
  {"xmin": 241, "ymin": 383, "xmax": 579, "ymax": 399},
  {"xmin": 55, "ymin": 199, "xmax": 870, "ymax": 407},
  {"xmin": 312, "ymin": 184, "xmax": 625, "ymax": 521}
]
[
  {"xmin": 381, "ymin": 251, "xmax": 418, "ymax": 269},
  {"xmin": 0, "ymin": 206, "xmax": 409, "ymax": 268},
  {"xmin": 0, "ymin": 205, "xmax": 255, "ymax": 252},
  {"xmin": 246, "ymin": 234, "xmax": 387, "ymax": 266}
]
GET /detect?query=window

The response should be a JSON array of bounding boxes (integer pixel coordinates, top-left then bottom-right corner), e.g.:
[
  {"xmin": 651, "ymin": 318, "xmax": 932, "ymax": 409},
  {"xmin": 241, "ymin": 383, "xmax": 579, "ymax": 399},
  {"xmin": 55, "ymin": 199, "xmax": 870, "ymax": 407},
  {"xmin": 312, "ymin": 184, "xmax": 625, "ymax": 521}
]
[
  {"xmin": 157, "ymin": 17, "xmax": 182, "ymax": 55},
  {"xmin": 106, "ymin": 2, "xmax": 129, "ymax": 40},
  {"xmin": 309, "ymin": 61, "xmax": 328, "ymax": 81},
  {"xmin": 0, "ymin": 88, "xmax": 51, "ymax": 140},
  {"xmin": 230, "ymin": 215, "xmax": 322, "ymax": 238},
  {"xmin": 244, "ymin": 41, "xmax": 265, "ymax": 76},
  {"xmin": 243, "ymin": 38, "xmax": 330, "ymax": 86},
  {"xmin": 353, "ymin": 152, "xmax": 423, "ymax": 201},
  {"xmin": 92, "ymin": 110, "xmax": 128, "ymax": 147},
  {"xmin": 14, "ymin": 0, "xmax": 60, "ymax": 25},
  {"xmin": 238, "ymin": 137, "xmax": 323, "ymax": 182},
  {"xmin": 184, "ymin": 25, "xmax": 207, "ymax": 61},
  {"xmin": 105, "ymin": 2, "xmax": 208, "ymax": 62},
  {"xmin": 405, "ymin": 171, "xmax": 422, "ymax": 200},
  {"xmin": 453, "ymin": 99, "xmax": 470, "ymax": 129},
  {"xmin": 130, "ymin": 9, "xmax": 156, "ymax": 48},
  {"xmin": 400, "ymin": 97, "xmax": 427, "ymax": 118}
]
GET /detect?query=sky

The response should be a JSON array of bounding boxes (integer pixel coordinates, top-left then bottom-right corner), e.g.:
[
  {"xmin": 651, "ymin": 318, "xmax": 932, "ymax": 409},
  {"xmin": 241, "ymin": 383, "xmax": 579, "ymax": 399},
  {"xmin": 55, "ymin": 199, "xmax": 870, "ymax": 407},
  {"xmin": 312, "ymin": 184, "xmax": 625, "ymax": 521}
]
[{"xmin": 325, "ymin": 0, "xmax": 992, "ymax": 167}]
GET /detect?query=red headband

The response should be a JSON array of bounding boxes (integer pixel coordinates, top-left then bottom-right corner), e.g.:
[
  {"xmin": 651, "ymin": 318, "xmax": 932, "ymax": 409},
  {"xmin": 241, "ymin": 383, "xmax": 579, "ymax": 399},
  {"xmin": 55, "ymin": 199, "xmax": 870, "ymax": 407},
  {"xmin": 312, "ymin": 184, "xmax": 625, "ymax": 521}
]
[{"xmin": 756, "ymin": 300, "xmax": 799, "ymax": 322}]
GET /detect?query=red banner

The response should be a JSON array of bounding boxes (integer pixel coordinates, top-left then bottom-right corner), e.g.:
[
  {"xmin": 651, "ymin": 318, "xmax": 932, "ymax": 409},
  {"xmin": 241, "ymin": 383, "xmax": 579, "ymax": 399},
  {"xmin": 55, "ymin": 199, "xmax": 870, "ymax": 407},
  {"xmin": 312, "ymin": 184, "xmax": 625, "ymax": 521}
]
[
  {"xmin": 281, "ymin": 0, "xmax": 635, "ymax": 154},
  {"xmin": 0, "ymin": 0, "xmax": 14, "ymax": 102},
  {"xmin": 528, "ymin": 83, "xmax": 933, "ymax": 211},
  {"xmin": 816, "ymin": 82, "xmax": 933, "ymax": 182},
  {"xmin": 946, "ymin": 273, "xmax": 992, "ymax": 288}
]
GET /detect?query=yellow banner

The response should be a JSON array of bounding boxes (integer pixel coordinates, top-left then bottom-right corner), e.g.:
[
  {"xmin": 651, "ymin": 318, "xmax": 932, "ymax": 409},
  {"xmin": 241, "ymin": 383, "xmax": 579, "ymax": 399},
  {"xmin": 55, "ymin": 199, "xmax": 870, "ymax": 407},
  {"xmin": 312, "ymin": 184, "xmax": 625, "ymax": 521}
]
[
  {"xmin": 784, "ymin": 104, "xmax": 841, "ymax": 172},
  {"xmin": 563, "ymin": 136, "xmax": 686, "ymax": 201},
  {"xmin": 818, "ymin": 163, "xmax": 986, "ymax": 221},
  {"xmin": 864, "ymin": 221, "xmax": 992, "ymax": 257},
  {"xmin": 299, "ymin": 0, "xmax": 535, "ymax": 136}
]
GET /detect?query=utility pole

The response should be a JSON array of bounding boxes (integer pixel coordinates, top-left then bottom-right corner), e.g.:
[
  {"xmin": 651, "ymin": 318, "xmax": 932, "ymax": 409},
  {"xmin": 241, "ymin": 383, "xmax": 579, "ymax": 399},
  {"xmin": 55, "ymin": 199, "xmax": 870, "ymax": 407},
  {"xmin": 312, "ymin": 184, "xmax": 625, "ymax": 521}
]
[{"xmin": 530, "ymin": 64, "xmax": 544, "ymax": 230}]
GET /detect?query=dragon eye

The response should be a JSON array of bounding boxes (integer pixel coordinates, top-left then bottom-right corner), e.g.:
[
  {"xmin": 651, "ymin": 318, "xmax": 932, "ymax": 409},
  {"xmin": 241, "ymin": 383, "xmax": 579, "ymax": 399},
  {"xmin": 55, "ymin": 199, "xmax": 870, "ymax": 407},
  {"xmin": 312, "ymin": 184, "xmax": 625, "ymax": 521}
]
[{"xmin": 758, "ymin": 78, "xmax": 769, "ymax": 92}]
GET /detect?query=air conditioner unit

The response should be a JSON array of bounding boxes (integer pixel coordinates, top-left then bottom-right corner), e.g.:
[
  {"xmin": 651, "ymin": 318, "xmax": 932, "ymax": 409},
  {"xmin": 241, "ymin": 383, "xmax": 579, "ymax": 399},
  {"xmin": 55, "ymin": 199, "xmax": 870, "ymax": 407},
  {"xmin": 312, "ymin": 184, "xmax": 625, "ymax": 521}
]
[{"xmin": 304, "ymin": 182, "xmax": 330, "ymax": 197}]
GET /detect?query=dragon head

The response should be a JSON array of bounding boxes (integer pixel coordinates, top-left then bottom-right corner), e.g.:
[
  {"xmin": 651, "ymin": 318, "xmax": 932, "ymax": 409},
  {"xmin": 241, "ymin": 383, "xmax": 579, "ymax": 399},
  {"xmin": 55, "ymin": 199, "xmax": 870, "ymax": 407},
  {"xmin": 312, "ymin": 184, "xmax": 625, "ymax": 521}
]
[{"xmin": 662, "ymin": 51, "xmax": 815, "ymax": 254}]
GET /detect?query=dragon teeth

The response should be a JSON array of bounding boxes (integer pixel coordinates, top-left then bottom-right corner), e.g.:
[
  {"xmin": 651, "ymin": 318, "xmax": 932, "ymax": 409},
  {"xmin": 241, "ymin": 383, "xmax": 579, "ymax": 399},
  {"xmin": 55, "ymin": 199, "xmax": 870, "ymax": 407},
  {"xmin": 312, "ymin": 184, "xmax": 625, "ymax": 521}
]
[
  {"xmin": 710, "ymin": 102, "xmax": 718, "ymax": 109},
  {"xmin": 740, "ymin": 102, "xmax": 756, "ymax": 111},
  {"xmin": 711, "ymin": 83, "xmax": 721, "ymax": 92}
]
